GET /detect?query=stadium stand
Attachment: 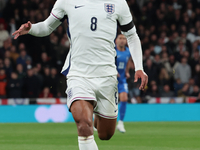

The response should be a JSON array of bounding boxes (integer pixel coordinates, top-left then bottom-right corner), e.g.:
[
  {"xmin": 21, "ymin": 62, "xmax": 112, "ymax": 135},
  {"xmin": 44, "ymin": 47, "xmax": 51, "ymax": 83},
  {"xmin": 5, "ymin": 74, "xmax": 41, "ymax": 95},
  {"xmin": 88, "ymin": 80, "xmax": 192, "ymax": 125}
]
[{"xmin": 0, "ymin": 0, "xmax": 200, "ymax": 104}]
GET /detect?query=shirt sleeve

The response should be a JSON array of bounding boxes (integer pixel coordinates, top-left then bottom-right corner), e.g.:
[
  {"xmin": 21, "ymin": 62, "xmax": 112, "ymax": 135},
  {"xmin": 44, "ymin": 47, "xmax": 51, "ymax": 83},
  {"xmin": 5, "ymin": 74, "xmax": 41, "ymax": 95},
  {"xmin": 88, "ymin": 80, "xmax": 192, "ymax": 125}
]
[
  {"xmin": 122, "ymin": 27, "xmax": 144, "ymax": 71},
  {"xmin": 51, "ymin": 0, "xmax": 66, "ymax": 21},
  {"xmin": 117, "ymin": 0, "xmax": 133, "ymax": 26}
]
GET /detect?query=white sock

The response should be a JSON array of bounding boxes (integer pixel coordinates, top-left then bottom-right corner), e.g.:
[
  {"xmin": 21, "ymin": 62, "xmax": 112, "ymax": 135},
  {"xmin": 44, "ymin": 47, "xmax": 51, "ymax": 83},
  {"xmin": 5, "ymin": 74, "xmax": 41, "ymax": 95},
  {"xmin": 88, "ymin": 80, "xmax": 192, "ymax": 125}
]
[{"xmin": 78, "ymin": 135, "xmax": 98, "ymax": 150}]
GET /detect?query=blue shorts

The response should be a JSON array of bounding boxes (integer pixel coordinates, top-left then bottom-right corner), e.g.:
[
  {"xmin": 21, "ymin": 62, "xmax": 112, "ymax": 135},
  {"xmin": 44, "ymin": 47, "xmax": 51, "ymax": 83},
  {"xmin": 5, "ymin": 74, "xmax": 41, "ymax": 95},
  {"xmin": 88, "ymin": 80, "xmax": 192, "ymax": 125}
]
[{"xmin": 118, "ymin": 82, "xmax": 128, "ymax": 94}]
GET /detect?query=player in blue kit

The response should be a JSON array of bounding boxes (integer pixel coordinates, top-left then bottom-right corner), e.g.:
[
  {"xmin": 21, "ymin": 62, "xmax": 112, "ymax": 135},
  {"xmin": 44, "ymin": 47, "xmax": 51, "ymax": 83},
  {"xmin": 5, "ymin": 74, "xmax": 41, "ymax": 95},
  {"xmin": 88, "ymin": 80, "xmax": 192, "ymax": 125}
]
[{"xmin": 115, "ymin": 34, "xmax": 131, "ymax": 133}]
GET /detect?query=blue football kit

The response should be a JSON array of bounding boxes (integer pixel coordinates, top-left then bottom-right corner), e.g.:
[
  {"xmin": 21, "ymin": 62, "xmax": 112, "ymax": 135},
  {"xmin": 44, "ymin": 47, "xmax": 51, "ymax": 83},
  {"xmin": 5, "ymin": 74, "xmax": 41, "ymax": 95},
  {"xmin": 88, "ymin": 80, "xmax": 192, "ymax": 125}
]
[{"xmin": 116, "ymin": 46, "xmax": 130, "ymax": 93}]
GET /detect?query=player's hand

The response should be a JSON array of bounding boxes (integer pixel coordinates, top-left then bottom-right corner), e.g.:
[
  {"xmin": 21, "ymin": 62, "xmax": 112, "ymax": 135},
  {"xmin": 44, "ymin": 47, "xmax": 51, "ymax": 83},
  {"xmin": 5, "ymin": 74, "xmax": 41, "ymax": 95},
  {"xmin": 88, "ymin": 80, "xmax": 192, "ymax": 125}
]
[
  {"xmin": 12, "ymin": 21, "xmax": 32, "ymax": 39},
  {"xmin": 134, "ymin": 70, "xmax": 148, "ymax": 91}
]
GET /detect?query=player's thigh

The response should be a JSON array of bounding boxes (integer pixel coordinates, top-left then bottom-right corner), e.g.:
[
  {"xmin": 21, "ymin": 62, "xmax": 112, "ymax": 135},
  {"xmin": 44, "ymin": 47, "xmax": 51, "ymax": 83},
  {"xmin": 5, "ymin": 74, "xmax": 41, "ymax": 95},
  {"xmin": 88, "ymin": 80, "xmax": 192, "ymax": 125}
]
[
  {"xmin": 94, "ymin": 114, "xmax": 117, "ymax": 140},
  {"xmin": 93, "ymin": 76, "xmax": 118, "ymax": 119},
  {"xmin": 71, "ymin": 100, "xmax": 94, "ymax": 136},
  {"xmin": 119, "ymin": 92, "xmax": 128, "ymax": 102}
]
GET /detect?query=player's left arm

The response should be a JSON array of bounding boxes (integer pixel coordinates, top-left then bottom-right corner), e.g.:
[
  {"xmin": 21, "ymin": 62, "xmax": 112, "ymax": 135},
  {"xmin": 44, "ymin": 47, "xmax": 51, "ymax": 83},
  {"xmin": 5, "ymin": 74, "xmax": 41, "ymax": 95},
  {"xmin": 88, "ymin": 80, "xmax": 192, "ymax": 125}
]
[{"xmin": 118, "ymin": 0, "xmax": 148, "ymax": 91}]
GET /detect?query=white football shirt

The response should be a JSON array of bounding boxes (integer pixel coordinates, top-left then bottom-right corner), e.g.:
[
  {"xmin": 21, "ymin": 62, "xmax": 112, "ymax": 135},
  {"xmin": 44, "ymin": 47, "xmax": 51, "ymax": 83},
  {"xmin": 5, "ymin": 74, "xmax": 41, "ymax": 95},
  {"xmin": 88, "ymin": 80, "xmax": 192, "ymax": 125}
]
[{"xmin": 51, "ymin": 0, "xmax": 133, "ymax": 77}]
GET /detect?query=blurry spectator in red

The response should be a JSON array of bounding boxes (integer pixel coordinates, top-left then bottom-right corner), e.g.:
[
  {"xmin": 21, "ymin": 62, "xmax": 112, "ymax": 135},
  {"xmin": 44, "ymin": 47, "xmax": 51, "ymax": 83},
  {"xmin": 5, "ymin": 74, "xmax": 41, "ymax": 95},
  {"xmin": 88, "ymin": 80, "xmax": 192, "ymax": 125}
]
[
  {"xmin": 0, "ymin": 23, "xmax": 9, "ymax": 48},
  {"xmin": 177, "ymin": 83, "xmax": 189, "ymax": 97},
  {"xmin": 161, "ymin": 84, "xmax": 174, "ymax": 97},
  {"xmin": 22, "ymin": 68, "xmax": 41, "ymax": 98},
  {"xmin": 7, "ymin": 72, "xmax": 23, "ymax": 98},
  {"xmin": 0, "ymin": 68, "xmax": 7, "ymax": 98},
  {"xmin": 39, "ymin": 87, "xmax": 53, "ymax": 98},
  {"xmin": 16, "ymin": 63, "xmax": 25, "ymax": 80},
  {"xmin": 190, "ymin": 85, "xmax": 199, "ymax": 97},
  {"xmin": 174, "ymin": 57, "xmax": 191, "ymax": 84}
]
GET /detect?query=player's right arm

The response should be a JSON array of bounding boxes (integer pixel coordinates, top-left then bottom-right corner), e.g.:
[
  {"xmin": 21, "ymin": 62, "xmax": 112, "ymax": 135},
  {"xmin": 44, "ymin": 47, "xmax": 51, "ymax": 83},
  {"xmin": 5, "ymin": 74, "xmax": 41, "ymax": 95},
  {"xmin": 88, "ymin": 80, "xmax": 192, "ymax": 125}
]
[
  {"xmin": 117, "ymin": 0, "xmax": 148, "ymax": 90},
  {"xmin": 12, "ymin": 0, "xmax": 66, "ymax": 39}
]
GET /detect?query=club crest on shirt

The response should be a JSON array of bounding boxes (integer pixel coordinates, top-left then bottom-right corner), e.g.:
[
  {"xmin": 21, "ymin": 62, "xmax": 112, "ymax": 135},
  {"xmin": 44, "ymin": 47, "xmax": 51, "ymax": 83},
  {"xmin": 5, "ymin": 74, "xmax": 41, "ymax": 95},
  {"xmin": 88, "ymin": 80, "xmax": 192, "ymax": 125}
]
[{"xmin": 104, "ymin": 3, "xmax": 115, "ymax": 14}]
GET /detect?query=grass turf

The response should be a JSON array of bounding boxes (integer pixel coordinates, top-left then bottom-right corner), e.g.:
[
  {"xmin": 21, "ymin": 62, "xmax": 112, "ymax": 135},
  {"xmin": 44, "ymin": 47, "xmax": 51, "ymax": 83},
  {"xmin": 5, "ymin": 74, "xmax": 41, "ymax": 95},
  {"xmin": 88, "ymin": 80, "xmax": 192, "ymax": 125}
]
[{"xmin": 0, "ymin": 122, "xmax": 200, "ymax": 150}]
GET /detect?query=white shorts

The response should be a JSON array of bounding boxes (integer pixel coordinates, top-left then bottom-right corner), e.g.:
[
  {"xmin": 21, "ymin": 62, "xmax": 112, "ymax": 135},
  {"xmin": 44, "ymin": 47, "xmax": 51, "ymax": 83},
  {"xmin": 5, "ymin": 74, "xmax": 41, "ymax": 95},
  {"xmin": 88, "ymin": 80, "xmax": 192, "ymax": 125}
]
[{"xmin": 66, "ymin": 76, "xmax": 118, "ymax": 119}]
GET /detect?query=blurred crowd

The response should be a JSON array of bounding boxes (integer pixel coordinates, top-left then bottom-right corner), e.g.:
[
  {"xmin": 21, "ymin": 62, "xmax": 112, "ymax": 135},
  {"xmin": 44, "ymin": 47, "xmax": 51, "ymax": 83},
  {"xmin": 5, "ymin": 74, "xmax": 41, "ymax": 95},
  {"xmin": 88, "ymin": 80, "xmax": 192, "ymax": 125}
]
[{"xmin": 0, "ymin": 0, "xmax": 200, "ymax": 102}]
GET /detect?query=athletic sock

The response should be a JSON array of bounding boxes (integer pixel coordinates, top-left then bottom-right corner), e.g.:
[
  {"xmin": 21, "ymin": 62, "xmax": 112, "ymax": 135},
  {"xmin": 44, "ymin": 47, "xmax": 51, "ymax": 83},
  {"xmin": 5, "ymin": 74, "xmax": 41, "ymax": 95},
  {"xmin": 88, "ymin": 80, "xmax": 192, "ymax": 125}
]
[
  {"xmin": 119, "ymin": 101, "xmax": 127, "ymax": 121},
  {"xmin": 78, "ymin": 135, "xmax": 98, "ymax": 150}
]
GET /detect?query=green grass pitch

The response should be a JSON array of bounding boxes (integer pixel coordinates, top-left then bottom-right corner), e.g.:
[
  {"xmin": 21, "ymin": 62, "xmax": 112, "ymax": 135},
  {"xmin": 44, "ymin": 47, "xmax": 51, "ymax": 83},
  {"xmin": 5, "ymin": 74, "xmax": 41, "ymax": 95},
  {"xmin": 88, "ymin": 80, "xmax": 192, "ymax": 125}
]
[{"xmin": 0, "ymin": 122, "xmax": 200, "ymax": 150}]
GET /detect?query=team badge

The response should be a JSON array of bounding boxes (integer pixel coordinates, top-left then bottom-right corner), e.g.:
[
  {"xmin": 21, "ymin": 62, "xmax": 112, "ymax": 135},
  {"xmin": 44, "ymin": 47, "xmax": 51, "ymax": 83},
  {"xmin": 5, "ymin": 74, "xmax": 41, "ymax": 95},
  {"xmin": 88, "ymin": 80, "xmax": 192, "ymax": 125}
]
[{"xmin": 104, "ymin": 3, "xmax": 115, "ymax": 14}]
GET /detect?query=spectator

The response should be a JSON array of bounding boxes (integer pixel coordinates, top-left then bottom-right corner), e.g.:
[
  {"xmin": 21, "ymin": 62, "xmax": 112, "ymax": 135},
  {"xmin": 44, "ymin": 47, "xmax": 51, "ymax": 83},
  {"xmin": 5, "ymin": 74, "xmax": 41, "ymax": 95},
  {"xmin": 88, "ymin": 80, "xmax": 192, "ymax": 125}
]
[
  {"xmin": 50, "ymin": 67, "xmax": 59, "ymax": 97},
  {"xmin": 158, "ymin": 68, "xmax": 170, "ymax": 87},
  {"xmin": 42, "ymin": 66, "xmax": 52, "ymax": 88},
  {"xmin": 16, "ymin": 49, "xmax": 31, "ymax": 71},
  {"xmin": 39, "ymin": 52, "xmax": 53, "ymax": 70},
  {"xmin": 187, "ymin": 27, "xmax": 196, "ymax": 43},
  {"xmin": 161, "ymin": 84, "xmax": 174, "ymax": 97},
  {"xmin": 147, "ymin": 83, "xmax": 160, "ymax": 97},
  {"xmin": 10, "ymin": 45, "xmax": 19, "ymax": 63},
  {"xmin": 188, "ymin": 78, "xmax": 195, "ymax": 95},
  {"xmin": 0, "ymin": 38, "xmax": 12, "ymax": 59},
  {"xmin": 7, "ymin": 72, "xmax": 23, "ymax": 98},
  {"xmin": 0, "ymin": 68, "xmax": 7, "ymax": 98},
  {"xmin": 0, "ymin": 23, "xmax": 9, "ymax": 48},
  {"xmin": 164, "ymin": 54, "xmax": 180, "ymax": 78},
  {"xmin": 190, "ymin": 85, "xmax": 199, "ymax": 97},
  {"xmin": 16, "ymin": 63, "xmax": 25, "ymax": 80},
  {"xmin": 22, "ymin": 68, "xmax": 41, "ymax": 98},
  {"xmin": 189, "ymin": 51, "xmax": 200, "ymax": 76},
  {"xmin": 144, "ymin": 58, "xmax": 157, "ymax": 84},
  {"xmin": 39, "ymin": 87, "xmax": 53, "ymax": 98},
  {"xmin": 174, "ymin": 57, "xmax": 191, "ymax": 84},
  {"xmin": 3, "ymin": 57, "xmax": 13, "ymax": 78},
  {"xmin": 177, "ymin": 83, "xmax": 190, "ymax": 97}
]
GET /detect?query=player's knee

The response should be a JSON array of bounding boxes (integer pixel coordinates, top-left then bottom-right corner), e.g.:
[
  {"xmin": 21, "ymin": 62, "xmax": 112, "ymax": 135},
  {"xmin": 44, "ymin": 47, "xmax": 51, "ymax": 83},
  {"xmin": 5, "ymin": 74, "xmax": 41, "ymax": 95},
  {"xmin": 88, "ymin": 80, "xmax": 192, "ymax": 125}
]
[
  {"xmin": 76, "ymin": 119, "xmax": 93, "ymax": 136},
  {"xmin": 98, "ymin": 132, "xmax": 113, "ymax": 140}
]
